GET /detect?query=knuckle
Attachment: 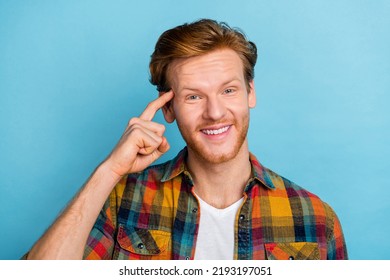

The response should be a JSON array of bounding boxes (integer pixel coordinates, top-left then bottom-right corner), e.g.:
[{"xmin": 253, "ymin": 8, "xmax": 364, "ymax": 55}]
[
  {"xmin": 146, "ymin": 100, "xmax": 157, "ymax": 109},
  {"xmin": 128, "ymin": 117, "xmax": 139, "ymax": 127},
  {"xmin": 144, "ymin": 102, "xmax": 155, "ymax": 114},
  {"xmin": 128, "ymin": 124, "xmax": 142, "ymax": 134},
  {"xmin": 157, "ymin": 123, "xmax": 166, "ymax": 132}
]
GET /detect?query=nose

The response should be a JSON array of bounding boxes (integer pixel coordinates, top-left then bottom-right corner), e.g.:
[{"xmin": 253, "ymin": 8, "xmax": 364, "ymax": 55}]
[{"xmin": 202, "ymin": 95, "xmax": 226, "ymax": 121}]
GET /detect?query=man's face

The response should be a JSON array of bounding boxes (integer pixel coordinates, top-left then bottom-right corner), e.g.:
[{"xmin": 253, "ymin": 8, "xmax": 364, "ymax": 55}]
[{"xmin": 163, "ymin": 48, "xmax": 256, "ymax": 164}]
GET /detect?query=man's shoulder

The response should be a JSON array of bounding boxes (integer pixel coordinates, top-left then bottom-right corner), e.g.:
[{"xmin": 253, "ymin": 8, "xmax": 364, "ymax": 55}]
[
  {"xmin": 267, "ymin": 167, "xmax": 319, "ymax": 198},
  {"xmin": 270, "ymin": 167, "xmax": 333, "ymax": 211},
  {"xmin": 109, "ymin": 153, "xmax": 184, "ymax": 206},
  {"xmin": 127, "ymin": 158, "xmax": 175, "ymax": 180},
  {"xmin": 260, "ymin": 166, "xmax": 337, "ymax": 222},
  {"xmin": 125, "ymin": 148, "xmax": 187, "ymax": 184},
  {"xmin": 249, "ymin": 152, "xmax": 315, "ymax": 196},
  {"xmin": 251, "ymin": 156, "xmax": 333, "ymax": 212}
]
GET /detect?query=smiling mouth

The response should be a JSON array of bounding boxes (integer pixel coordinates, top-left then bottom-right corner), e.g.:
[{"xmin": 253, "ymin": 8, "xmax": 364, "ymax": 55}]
[{"xmin": 201, "ymin": 125, "xmax": 230, "ymax": 135}]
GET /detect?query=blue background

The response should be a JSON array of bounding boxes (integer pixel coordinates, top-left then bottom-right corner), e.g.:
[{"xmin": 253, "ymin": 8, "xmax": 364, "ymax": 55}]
[{"xmin": 1, "ymin": 0, "xmax": 389, "ymax": 260}]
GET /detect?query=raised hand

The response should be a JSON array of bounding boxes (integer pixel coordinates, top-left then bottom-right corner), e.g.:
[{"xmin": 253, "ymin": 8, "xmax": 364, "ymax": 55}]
[{"xmin": 105, "ymin": 91, "xmax": 174, "ymax": 177}]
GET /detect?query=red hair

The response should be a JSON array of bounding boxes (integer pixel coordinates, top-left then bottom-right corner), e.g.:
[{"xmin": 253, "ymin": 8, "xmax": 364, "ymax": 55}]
[{"xmin": 149, "ymin": 19, "xmax": 257, "ymax": 92}]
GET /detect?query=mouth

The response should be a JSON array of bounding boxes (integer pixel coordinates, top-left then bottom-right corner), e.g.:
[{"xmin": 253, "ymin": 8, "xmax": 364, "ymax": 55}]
[{"xmin": 201, "ymin": 125, "xmax": 231, "ymax": 135}]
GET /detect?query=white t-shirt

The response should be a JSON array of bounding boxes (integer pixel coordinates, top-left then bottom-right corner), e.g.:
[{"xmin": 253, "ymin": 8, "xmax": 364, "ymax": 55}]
[{"xmin": 194, "ymin": 194, "xmax": 244, "ymax": 260}]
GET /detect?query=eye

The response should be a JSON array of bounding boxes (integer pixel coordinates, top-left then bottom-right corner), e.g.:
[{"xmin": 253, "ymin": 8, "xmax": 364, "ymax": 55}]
[
  {"xmin": 186, "ymin": 95, "xmax": 201, "ymax": 100},
  {"xmin": 223, "ymin": 88, "xmax": 235, "ymax": 95}
]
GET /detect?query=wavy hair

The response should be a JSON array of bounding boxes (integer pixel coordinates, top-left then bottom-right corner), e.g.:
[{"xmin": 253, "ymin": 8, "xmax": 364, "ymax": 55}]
[{"xmin": 149, "ymin": 19, "xmax": 257, "ymax": 92}]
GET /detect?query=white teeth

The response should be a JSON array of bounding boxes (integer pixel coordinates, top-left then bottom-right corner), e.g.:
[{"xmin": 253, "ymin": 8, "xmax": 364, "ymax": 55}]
[{"xmin": 202, "ymin": 126, "xmax": 229, "ymax": 135}]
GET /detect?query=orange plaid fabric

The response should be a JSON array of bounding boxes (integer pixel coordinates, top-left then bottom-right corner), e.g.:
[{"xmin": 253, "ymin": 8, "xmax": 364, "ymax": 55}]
[{"xmin": 83, "ymin": 147, "xmax": 347, "ymax": 260}]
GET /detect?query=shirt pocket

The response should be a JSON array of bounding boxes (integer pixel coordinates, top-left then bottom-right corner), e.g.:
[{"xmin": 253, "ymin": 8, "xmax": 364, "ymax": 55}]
[
  {"xmin": 264, "ymin": 242, "xmax": 320, "ymax": 260},
  {"xmin": 116, "ymin": 224, "xmax": 171, "ymax": 259}
]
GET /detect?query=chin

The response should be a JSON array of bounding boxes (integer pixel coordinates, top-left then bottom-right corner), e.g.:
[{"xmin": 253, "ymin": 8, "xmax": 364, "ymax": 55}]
[
  {"xmin": 196, "ymin": 150, "xmax": 234, "ymax": 164},
  {"xmin": 188, "ymin": 142, "xmax": 245, "ymax": 164}
]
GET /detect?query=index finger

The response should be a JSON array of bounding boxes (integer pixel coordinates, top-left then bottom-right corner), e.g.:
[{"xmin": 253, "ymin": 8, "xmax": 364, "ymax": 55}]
[{"xmin": 139, "ymin": 90, "xmax": 174, "ymax": 121}]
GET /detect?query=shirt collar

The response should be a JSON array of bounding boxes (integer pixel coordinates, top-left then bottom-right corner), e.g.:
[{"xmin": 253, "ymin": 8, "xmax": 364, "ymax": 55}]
[
  {"xmin": 247, "ymin": 152, "xmax": 276, "ymax": 191},
  {"xmin": 160, "ymin": 147, "xmax": 188, "ymax": 182},
  {"xmin": 161, "ymin": 147, "xmax": 276, "ymax": 191}
]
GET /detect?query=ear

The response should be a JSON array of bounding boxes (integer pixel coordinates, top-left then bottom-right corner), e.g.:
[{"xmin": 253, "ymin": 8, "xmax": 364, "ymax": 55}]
[
  {"xmin": 159, "ymin": 92, "xmax": 176, "ymax": 123},
  {"xmin": 248, "ymin": 80, "xmax": 256, "ymax": 108}
]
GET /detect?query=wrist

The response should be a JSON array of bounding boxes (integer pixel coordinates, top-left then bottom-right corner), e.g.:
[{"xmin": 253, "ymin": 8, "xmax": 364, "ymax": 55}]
[{"xmin": 97, "ymin": 159, "xmax": 124, "ymax": 185}]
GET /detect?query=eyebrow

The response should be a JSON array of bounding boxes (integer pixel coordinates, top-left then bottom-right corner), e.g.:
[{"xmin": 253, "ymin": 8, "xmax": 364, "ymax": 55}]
[
  {"xmin": 221, "ymin": 78, "xmax": 241, "ymax": 87},
  {"xmin": 179, "ymin": 78, "xmax": 242, "ymax": 92}
]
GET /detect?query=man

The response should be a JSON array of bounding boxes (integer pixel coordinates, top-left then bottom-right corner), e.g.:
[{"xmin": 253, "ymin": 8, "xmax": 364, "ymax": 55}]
[{"xmin": 25, "ymin": 19, "xmax": 347, "ymax": 260}]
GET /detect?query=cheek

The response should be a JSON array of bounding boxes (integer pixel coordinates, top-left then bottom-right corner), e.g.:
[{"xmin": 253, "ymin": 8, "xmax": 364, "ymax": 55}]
[
  {"xmin": 174, "ymin": 103, "xmax": 202, "ymax": 123},
  {"xmin": 226, "ymin": 99, "xmax": 250, "ymax": 114}
]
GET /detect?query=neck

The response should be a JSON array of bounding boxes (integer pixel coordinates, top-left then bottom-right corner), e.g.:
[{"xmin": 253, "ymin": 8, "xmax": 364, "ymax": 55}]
[{"xmin": 186, "ymin": 141, "xmax": 252, "ymax": 209}]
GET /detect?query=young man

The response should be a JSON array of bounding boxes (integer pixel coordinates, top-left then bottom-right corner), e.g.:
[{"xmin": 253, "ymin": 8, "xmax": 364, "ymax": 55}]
[{"xmin": 26, "ymin": 19, "xmax": 347, "ymax": 260}]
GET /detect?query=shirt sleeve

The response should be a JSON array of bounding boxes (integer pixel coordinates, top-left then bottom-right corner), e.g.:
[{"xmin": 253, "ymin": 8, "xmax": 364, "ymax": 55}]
[
  {"xmin": 325, "ymin": 204, "xmax": 348, "ymax": 260},
  {"xmin": 83, "ymin": 175, "xmax": 128, "ymax": 259}
]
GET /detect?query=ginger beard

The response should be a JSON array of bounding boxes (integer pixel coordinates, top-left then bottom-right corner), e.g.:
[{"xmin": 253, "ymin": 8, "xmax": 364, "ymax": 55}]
[{"xmin": 176, "ymin": 113, "xmax": 250, "ymax": 164}]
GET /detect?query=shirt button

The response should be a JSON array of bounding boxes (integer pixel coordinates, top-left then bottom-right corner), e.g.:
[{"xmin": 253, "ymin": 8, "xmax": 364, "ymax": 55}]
[
  {"xmin": 239, "ymin": 214, "xmax": 245, "ymax": 221},
  {"xmin": 137, "ymin": 243, "xmax": 145, "ymax": 249},
  {"xmin": 288, "ymin": 256, "xmax": 295, "ymax": 260},
  {"xmin": 192, "ymin": 208, "xmax": 198, "ymax": 213}
]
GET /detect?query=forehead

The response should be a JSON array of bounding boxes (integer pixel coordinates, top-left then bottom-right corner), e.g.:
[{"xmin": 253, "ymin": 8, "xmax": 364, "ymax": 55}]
[{"xmin": 168, "ymin": 49, "xmax": 245, "ymax": 90}]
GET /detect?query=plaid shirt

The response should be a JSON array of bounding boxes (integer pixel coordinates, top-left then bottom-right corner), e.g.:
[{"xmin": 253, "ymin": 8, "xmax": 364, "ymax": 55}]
[{"xmin": 83, "ymin": 147, "xmax": 347, "ymax": 260}]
